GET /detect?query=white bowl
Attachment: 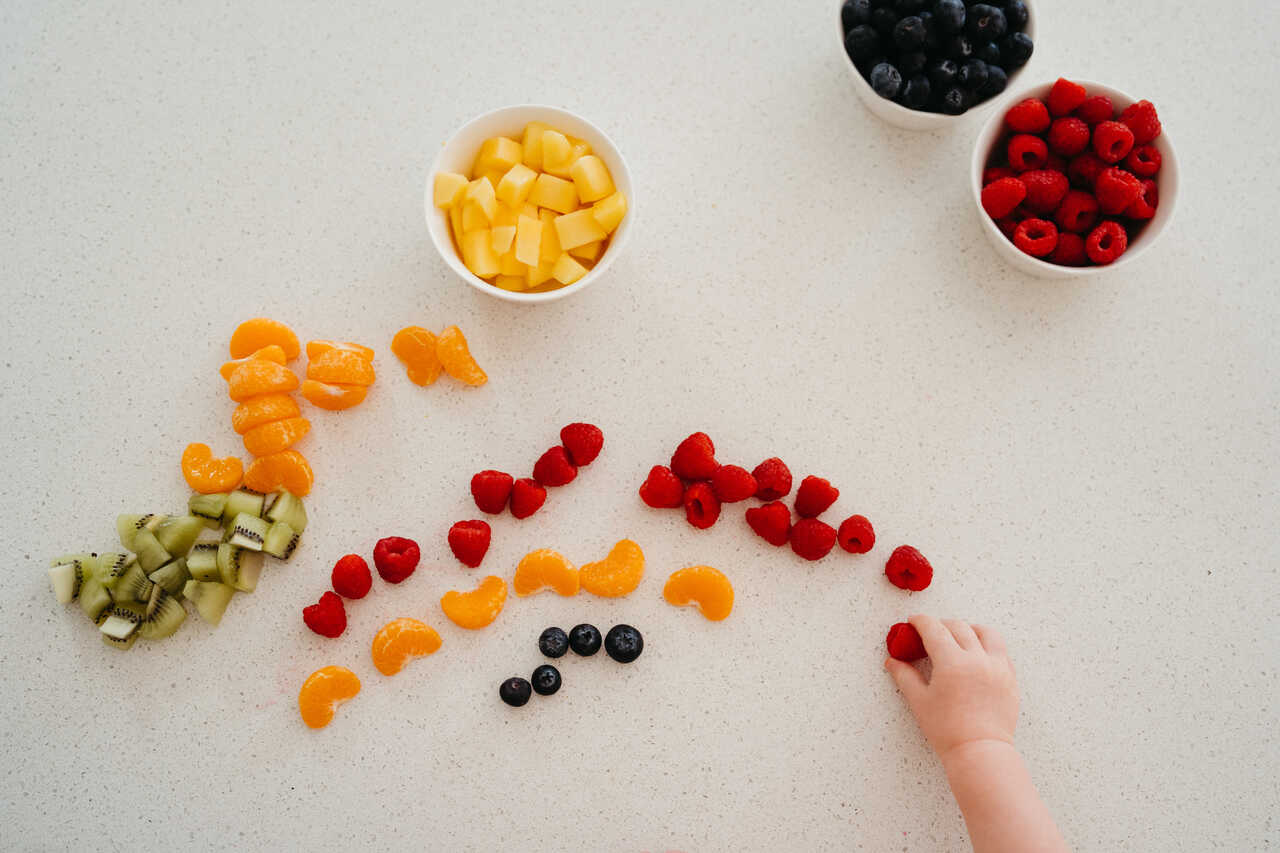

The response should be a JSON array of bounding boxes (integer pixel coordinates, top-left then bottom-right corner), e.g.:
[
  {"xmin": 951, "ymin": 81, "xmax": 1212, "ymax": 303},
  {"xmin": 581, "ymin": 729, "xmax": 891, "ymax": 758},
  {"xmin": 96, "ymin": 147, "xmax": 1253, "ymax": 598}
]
[
  {"xmin": 970, "ymin": 78, "xmax": 1178, "ymax": 279},
  {"xmin": 425, "ymin": 105, "xmax": 635, "ymax": 304},
  {"xmin": 838, "ymin": 1, "xmax": 1037, "ymax": 131}
]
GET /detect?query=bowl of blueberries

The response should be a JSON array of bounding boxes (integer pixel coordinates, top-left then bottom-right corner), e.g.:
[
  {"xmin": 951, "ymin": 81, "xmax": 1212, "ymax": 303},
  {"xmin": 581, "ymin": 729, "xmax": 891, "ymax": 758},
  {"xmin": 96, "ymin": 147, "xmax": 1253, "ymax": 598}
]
[{"xmin": 839, "ymin": 0, "xmax": 1035, "ymax": 131}]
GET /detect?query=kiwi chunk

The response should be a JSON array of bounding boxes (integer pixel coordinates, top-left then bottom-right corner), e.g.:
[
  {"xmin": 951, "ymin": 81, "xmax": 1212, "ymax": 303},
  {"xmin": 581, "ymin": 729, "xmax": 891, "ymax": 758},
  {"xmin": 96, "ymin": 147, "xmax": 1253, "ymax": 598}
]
[
  {"xmin": 221, "ymin": 490, "xmax": 265, "ymax": 525},
  {"xmin": 186, "ymin": 544, "xmax": 220, "ymax": 582},
  {"xmin": 131, "ymin": 528, "xmax": 172, "ymax": 573},
  {"xmin": 111, "ymin": 561, "xmax": 155, "ymax": 603},
  {"xmin": 116, "ymin": 514, "xmax": 167, "ymax": 551},
  {"xmin": 183, "ymin": 580, "xmax": 235, "ymax": 626},
  {"xmin": 261, "ymin": 521, "xmax": 299, "ymax": 560},
  {"xmin": 218, "ymin": 544, "xmax": 263, "ymax": 592},
  {"xmin": 139, "ymin": 587, "xmax": 186, "ymax": 640},
  {"xmin": 78, "ymin": 576, "xmax": 112, "ymax": 622},
  {"xmin": 188, "ymin": 493, "xmax": 229, "ymax": 528},
  {"xmin": 148, "ymin": 559, "xmax": 189, "ymax": 595},
  {"xmin": 227, "ymin": 513, "xmax": 269, "ymax": 551},
  {"xmin": 265, "ymin": 491, "xmax": 308, "ymax": 534},
  {"xmin": 94, "ymin": 552, "xmax": 135, "ymax": 589},
  {"xmin": 48, "ymin": 556, "xmax": 90, "ymax": 603},
  {"xmin": 155, "ymin": 516, "xmax": 204, "ymax": 558}
]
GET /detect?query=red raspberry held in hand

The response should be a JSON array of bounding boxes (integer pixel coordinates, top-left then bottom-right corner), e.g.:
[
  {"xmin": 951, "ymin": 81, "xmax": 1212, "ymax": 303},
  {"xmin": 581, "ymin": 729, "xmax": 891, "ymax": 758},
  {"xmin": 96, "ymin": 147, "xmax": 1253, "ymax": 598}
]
[
  {"xmin": 836, "ymin": 514, "xmax": 875, "ymax": 554},
  {"xmin": 1092, "ymin": 121, "xmax": 1135, "ymax": 164},
  {"xmin": 982, "ymin": 166, "xmax": 1015, "ymax": 186},
  {"xmin": 1020, "ymin": 170, "xmax": 1069, "ymax": 214},
  {"xmin": 1085, "ymin": 221, "xmax": 1128, "ymax": 265},
  {"xmin": 1075, "ymin": 94, "xmax": 1114, "ymax": 125},
  {"xmin": 1008, "ymin": 134, "xmax": 1048, "ymax": 172},
  {"xmin": 745, "ymin": 501, "xmax": 791, "ymax": 547},
  {"xmin": 1118, "ymin": 99, "xmax": 1161, "ymax": 144},
  {"xmin": 559, "ymin": 422, "xmax": 603, "ymax": 466},
  {"xmin": 470, "ymin": 470, "xmax": 513, "ymax": 514},
  {"xmin": 885, "ymin": 545, "xmax": 933, "ymax": 591},
  {"xmin": 532, "ymin": 446, "xmax": 577, "ymax": 487},
  {"xmin": 303, "ymin": 591, "xmax": 347, "ymax": 638},
  {"xmin": 447, "ymin": 520, "xmax": 491, "ymax": 568},
  {"xmin": 1004, "ymin": 98, "xmax": 1050, "ymax": 133},
  {"xmin": 1125, "ymin": 179, "xmax": 1158, "ymax": 219},
  {"xmin": 790, "ymin": 518, "xmax": 837, "ymax": 561},
  {"xmin": 1049, "ymin": 232, "xmax": 1088, "ymax": 266},
  {"xmin": 639, "ymin": 464, "xmax": 684, "ymax": 508},
  {"xmin": 1047, "ymin": 117, "xmax": 1090, "ymax": 157},
  {"xmin": 1047, "ymin": 78, "xmax": 1088, "ymax": 117},
  {"xmin": 1095, "ymin": 167, "xmax": 1142, "ymax": 215},
  {"xmin": 683, "ymin": 481, "xmax": 721, "ymax": 529},
  {"xmin": 711, "ymin": 464, "xmax": 758, "ymax": 503},
  {"xmin": 331, "ymin": 554, "xmax": 372, "ymax": 599},
  {"xmin": 752, "ymin": 457, "xmax": 793, "ymax": 501},
  {"xmin": 1012, "ymin": 218, "xmax": 1059, "ymax": 257},
  {"xmin": 670, "ymin": 432, "xmax": 718, "ymax": 480},
  {"xmin": 1055, "ymin": 190, "xmax": 1100, "ymax": 234},
  {"xmin": 1067, "ymin": 151, "xmax": 1106, "ymax": 188},
  {"xmin": 886, "ymin": 622, "xmax": 927, "ymax": 662},
  {"xmin": 509, "ymin": 477, "xmax": 547, "ymax": 519},
  {"xmin": 1124, "ymin": 144, "xmax": 1161, "ymax": 178},
  {"xmin": 373, "ymin": 536, "xmax": 420, "ymax": 584},
  {"xmin": 794, "ymin": 475, "xmax": 839, "ymax": 518},
  {"xmin": 981, "ymin": 177, "xmax": 1026, "ymax": 219}
]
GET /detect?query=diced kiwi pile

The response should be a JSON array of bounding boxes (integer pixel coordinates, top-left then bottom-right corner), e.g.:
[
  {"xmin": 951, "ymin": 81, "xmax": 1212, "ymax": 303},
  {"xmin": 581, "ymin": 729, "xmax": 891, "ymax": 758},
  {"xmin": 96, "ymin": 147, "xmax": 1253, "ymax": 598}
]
[{"xmin": 47, "ymin": 489, "xmax": 307, "ymax": 649}]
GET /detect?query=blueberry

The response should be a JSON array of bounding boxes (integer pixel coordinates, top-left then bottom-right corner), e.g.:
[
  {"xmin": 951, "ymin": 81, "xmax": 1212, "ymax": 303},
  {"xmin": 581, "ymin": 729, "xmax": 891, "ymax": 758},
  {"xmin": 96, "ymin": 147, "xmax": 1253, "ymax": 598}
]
[
  {"xmin": 870, "ymin": 7, "xmax": 899, "ymax": 36},
  {"xmin": 967, "ymin": 4, "xmax": 1006, "ymax": 41},
  {"xmin": 944, "ymin": 33, "xmax": 974, "ymax": 60},
  {"xmin": 893, "ymin": 0, "xmax": 925, "ymax": 12},
  {"xmin": 933, "ymin": 0, "xmax": 965, "ymax": 33},
  {"xmin": 568, "ymin": 623, "xmax": 602, "ymax": 656},
  {"xmin": 978, "ymin": 64, "xmax": 1007, "ymax": 97},
  {"xmin": 530, "ymin": 664, "xmax": 562, "ymax": 696},
  {"xmin": 538, "ymin": 626, "xmax": 569, "ymax": 658},
  {"xmin": 842, "ymin": 0, "xmax": 872, "ymax": 30},
  {"xmin": 898, "ymin": 50, "xmax": 928, "ymax": 76},
  {"xmin": 901, "ymin": 75, "xmax": 932, "ymax": 109},
  {"xmin": 940, "ymin": 86, "xmax": 970, "ymax": 114},
  {"xmin": 843, "ymin": 24, "xmax": 881, "ymax": 63},
  {"xmin": 869, "ymin": 0, "xmax": 894, "ymax": 6},
  {"xmin": 999, "ymin": 31, "xmax": 1033, "ymax": 68},
  {"xmin": 975, "ymin": 40, "xmax": 1002, "ymax": 65},
  {"xmin": 916, "ymin": 10, "xmax": 941, "ymax": 49},
  {"xmin": 499, "ymin": 677, "xmax": 532, "ymax": 707},
  {"xmin": 957, "ymin": 59, "xmax": 988, "ymax": 91},
  {"xmin": 1003, "ymin": 0, "xmax": 1028, "ymax": 31},
  {"xmin": 856, "ymin": 54, "xmax": 888, "ymax": 75},
  {"xmin": 892, "ymin": 15, "xmax": 926, "ymax": 50},
  {"xmin": 926, "ymin": 57, "xmax": 959, "ymax": 88},
  {"xmin": 604, "ymin": 624, "xmax": 644, "ymax": 663},
  {"xmin": 868, "ymin": 62, "xmax": 903, "ymax": 99}
]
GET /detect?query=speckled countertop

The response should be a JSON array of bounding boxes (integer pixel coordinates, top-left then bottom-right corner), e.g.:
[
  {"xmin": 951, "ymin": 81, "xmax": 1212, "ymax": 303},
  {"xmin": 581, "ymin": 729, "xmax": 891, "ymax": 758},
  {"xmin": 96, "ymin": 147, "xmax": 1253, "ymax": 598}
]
[{"xmin": 1, "ymin": 1, "xmax": 1276, "ymax": 851}]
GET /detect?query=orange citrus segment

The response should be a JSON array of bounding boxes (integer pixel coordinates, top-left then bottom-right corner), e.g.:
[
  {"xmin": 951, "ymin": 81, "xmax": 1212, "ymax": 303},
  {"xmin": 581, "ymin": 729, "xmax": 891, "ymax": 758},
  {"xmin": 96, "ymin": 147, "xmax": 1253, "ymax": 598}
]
[
  {"xmin": 512, "ymin": 549, "xmax": 579, "ymax": 597},
  {"xmin": 579, "ymin": 539, "xmax": 645, "ymax": 598},
  {"xmin": 437, "ymin": 325, "xmax": 488, "ymax": 386},
  {"xmin": 218, "ymin": 345, "xmax": 288, "ymax": 381},
  {"xmin": 243, "ymin": 450, "xmax": 314, "ymax": 496},
  {"xmin": 298, "ymin": 665, "xmax": 361, "ymax": 729},
  {"xmin": 307, "ymin": 349, "xmax": 376, "ymax": 387},
  {"xmin": 231, "ymin": 394, "xmax": 301, "ymax": 434},
  {"xmin": 370, "ymin": 618, "xmax": 442, "ymax": 676},
  {"xmin": 390, "ymin": 326, "xmax": 442, "ymax": 387},
  {"xmin": 663, "ymin": 565, "xmax": 734, "ymax": 621},
  {"xmin": 180, "ymin": 443, "xmax": 244, "ymax": 494},
  {"xmin": 242, "ymin": 416, "xmax": 310, "ymax": 457},
  {"xmin": 227, "ymin": 360, "xmax": 299, "ymax": 402},
  {"xmin": 300, "ymin": 379, "xmax": 368, "ymax": 411},
  {"xmin": 306, "ymin": 339, "xmax": 376, "ymax": 362},
  {"xmin": 440, "ymin": 575, "xmax": 507, "ymax": 630},
  {"xmin": 229, "ymin": 318, "xmax": 300, "ymax": 360}
]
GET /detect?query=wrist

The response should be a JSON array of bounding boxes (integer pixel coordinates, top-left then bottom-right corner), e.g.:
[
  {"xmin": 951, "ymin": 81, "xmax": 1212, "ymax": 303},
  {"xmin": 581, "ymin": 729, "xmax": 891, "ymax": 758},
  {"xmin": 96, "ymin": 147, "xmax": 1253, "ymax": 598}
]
[{"xmin": 938, "ymin": 736, "xmax": 1020, "ymax": 771}]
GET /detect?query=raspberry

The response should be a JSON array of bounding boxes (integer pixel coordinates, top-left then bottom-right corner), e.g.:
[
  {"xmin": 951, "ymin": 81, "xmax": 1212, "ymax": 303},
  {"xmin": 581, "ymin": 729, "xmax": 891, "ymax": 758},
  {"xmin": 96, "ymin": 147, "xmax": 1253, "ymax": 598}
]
[
  {"xmin": 1047, "ymin": 77, "xmax": 1088, "ymax": 117},
  {"xmin": 836, "ymin": 514, "xmax": 875, "ymax": 554},
  {"xmin": 303, "ymin": 591, "xmax": 347, "ymax": 638},
  {"xmin": 1095, "ymin": 167, "xmax": 1142, "ymax": 215},
  {"xmin": 710, "ymin": 464, "xmax": 758, "ymax": 503},
  {"xmin": 683, "ymin": 481, "xmax": 721, "ymax": 529},
  {"xmin": 1125, "ymin": 179, "xmax": 1158, "ymax": 220},
  {"xmin": 794, "ymin": 475, "xmax": 839, "ymax": 518},
  {"xmin": 1004, "ymin": 97, "xmax": 1050, "ymax": 133},
  {"xmin": 751, "ymin": 457, "xmax": 793, "ymax": 501},
  {"xmin": 1046, "ymin": 117, "xmax": 1090, "ymax": 157},
  {"xmin": 745, "ymin": 501, "xmax": 791, "ymax": 547},
  {"xmin": 532, "ymin": 446, "xmax": 577, "ymax": 487},
  {"xmin": 447, "ymin": 520, "xmax": 491, "ymax": 568},
  {"xmin": 886, "ymin": 622, "xmax": 927, "ymax": 662},
  {"xmin": 790, "ymin": 518, "xmax": 837, "ymax": 561},
  {"xmin": 639, "ymin": 464, "xmax": 684, "ymax": 508},
  {"xmin": 1085, "ymin": 221, "xmax": 1128, "ymax": 265},
  {"xmin": 559, "ymin": 422, "xmax": 603, "ymax": 466},
  {"xmin": 1075, "ymin": 94, "xmax": 1114, "ymax": 125},
  {"xmin": 885, "ymin": 545, "xmax": 933, "ymax": 591},
  {"xmin": 1044, "ymin": 152, "xmax": 1068, "ymax": 174},
  {"xmin": 1092, "ymin": 121, "xmax": 1135, "ymax": 164},
  {"xmin": 1020, "ymin": 170, "xmax": 1069, "ymax": 214},
  {"xmin": 470, "ymin": 470, "xmax": 513, "ymax": 514},
  {"xmin": 1055, "ymin": 189, "xmax": 1100, "ymax": 234},
  {"xmin": 1117, "ymin": 99, "xmax": 1161, "ymax": 144},
  {"xmin": 995, "ymin": 216, "xmax": 1019, "ymax": 240},
  {"xmin": 1124, "ymin": 144, "xmax": 1161, "ymax": 178},
  {"xmin": 1012, "ymin": 218, "xmax": 1058, "ymax": 257},
  {"xmin": 1067, "ymin": 151, "xmax": 1106, "ymax": 188},
  {"xmin": 980, "ymin": 177, "xmax": 1026, "ymax": 219},
  {"xmin": 670, "ymin": 432, "xmax": 718, "ymax": 480},
  {"xmin": 982, "ymin": 166, "xmax": 1015, "ymax": 186},
  {"xmin": 1007, "ymin": 134, "xmax": 1048, "ymax": 172},
  {"xmin": 331, "ymin": 554, "xmax": 372, "ymax": 599},
  {"xmin": 509, "ymin": 477, "xmax": 547, "ymax": 519},
  {"xmin": 373, "ymin": 536, "xmax": 420, "ymax": 584},
  {"xmin": 1048, "ymin": 232, "xmax": 1087, "ymax": 266}
]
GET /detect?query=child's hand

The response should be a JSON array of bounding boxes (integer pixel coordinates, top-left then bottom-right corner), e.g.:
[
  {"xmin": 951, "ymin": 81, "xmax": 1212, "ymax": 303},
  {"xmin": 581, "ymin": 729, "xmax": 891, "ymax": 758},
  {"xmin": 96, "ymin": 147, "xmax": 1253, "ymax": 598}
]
[{"xmin": 884, "ymin": 615, "xmax": 1019, "ymax": 761}]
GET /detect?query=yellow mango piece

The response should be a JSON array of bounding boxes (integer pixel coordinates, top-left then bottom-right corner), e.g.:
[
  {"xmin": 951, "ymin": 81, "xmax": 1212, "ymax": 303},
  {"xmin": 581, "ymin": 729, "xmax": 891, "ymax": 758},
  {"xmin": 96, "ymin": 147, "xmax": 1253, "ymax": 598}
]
[
  {"xmin": 592, "ymin": 191, "xmax": 628, "ymax": 234},
  {"xmin": 567, "ymin": 136, "xmax": 593, "ymax": 155},
  {"xmin": 521, "ymin": 202, "xmax": 539, "ymax": 218},
  {"xmin": 493, "ymin": 203, "xmax": 520, "ymax": 228},
  {"xmin": 460, "ymin": 229, "xmax": 500, "ymax": 278},
  {"xmin": 538, "ymin": 209, "xmax": 562, "ymax": 262},
  {"xmin": 448, "ymin": 203, "xmax": 464, "ymax": 249},
  {"xmin": 569, "ymin": 155, "xmax": 615, "ymax": 203},
  {"xmin": 552, "ymin": 253, "xmax": 588, "ymax": 285},
  {"xmin": 491, "ymin": 225, "xmax": 516, "ymax": 255},
  {"xmin": 493, "ymin": 274, "xmax": 527, "ymax": 292},
  {"xmin": 496, "ymin": 163, "xmax": 538, "ymax": 208},
  {"xmin": 521, "ymin": 121, "xmax": 553, "ymax": 170},
  {"xmin": 541, "ymin": 130, "xmax": 572, "ymax": 176},
  {"xmin": 529, "ymin": 174, "xmax": 578, "ymax": 214},
  {"xmin": 461, "ymin": 200, "xmax": 489, "ymax": 233},
  {"xmin": 465, "ymin": 177, "xmax": 498, "ymax": 222},
  {"xmin": 498, "ymin": 246, "xmax": 525, "ymax": 276},
  {"xmin": 553, "ymin": 208, "xmax": 607, "ymax": 251},
  {"xmin": 568, "ymin": 240, "xmax": 604, "ymax": 262},
  {"xmin": 434, "ymin": 172, "xmax": 469, "ymax": 209},
  {"xmin": 515, "ymin": 215, "xmax": 543, "ymax": 267},
  {"xmin": 473, "ymin": 137, "xmax": 522, "ymax": 178},
  {"xmin": 526, "ymin": 258, "xmax": 555, "ymax": 289}
]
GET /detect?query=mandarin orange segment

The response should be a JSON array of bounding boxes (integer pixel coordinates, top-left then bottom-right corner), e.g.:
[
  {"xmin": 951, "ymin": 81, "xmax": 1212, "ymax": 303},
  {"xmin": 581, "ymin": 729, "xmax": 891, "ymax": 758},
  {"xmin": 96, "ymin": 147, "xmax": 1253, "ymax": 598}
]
[
  {"xmin": 307, "ymin": 349, "xmax": 376, "ymax": 387},
  {"xmin": 440, "ymin": 575, "xmax": 507, "ymax": 630},
  {"xmin": 390, "ymin": 326, "xmax": 443, "ymax": 387},
  {"xmin": 437, "ymin": 325, "xmax": 488, "ymax": 387},
  {"xmin": 231, "ymin": 393, "xmax": 301, "ymax": 434},
  {"xmin": 370, "ymin": 618, "xmax": 443, "ymax": 676},
  {"xmin": 229, "ymin": 318, "xmax": 300, "ymax": 360},
  {"xmin": 297, "ymin": 665, "xmax": 361, "ymax": 729},
  {"xmin": 218, "ymin": 345, "xmax": 288, "ymax": 381},
  {"xmin": 300, "ymin": 379, "xmax": 368, "ymax": 411},
  {"xmin": 227, "ymin": 360, "xmax": 299, "ymax": 402},
  {"xmin": 579, "ymin": 539, "xmax": 645, "ymax": 598},
  {"xmin": 242, "ymin": 416, "xmax": 310, "ymax": 457},
  {"xmin": 512, "ymin": 549, "xmax": 579, "ymax": 598},
  {"xmin": 306, "ymin": 339, "xmax": 376, "ymax": 362},
  {"xmin": 180, "ymin": 443, "xmax": 244, "ymax": 494},
  {"xmin": 663, "ymin": 565, "xmax": 735, "ymax": 622},
  {"xmin": 243, "ymin": 450, "xmax": 314, "ymax": 496}
]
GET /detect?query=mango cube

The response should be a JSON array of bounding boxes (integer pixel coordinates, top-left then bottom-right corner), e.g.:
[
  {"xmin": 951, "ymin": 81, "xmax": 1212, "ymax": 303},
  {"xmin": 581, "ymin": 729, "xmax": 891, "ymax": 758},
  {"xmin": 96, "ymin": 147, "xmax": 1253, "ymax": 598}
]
[
  {"xmin": 473, "ymin": 136, "xmax": 522, "ymax": 178},
  {"xmin": 448, "ymin": 204, "xmax": 464, "ymax": 248},
  {"xmin": 498, "ymin": 247, "xmax": 525, "ymax": 277},
  {"xmin": 464, "ymin": 177, "xmax": 498, "ymax": 223},
  {"xmin": 461, "ymin": 201, "xmax": 489, "ymax": 233},
  {"xmin": 538, "ymin": 209, "xmax": 562, "ymax": 262},
  {"xmin": 529, "ymin": 174, "xmax": 579, "ymax": 214},
  {"xmin": 554, "ymin": 208, "xmax": 607, "ymax": 251},
  {"xmin": 527, "ymin": 258, "xmax": 555, "ymax": 289},
  {"xmin": 515, "ymin": 215, "xmax": 543, "ymax": 266},
  {"xmin": 569, "ymin": 155, "xmax": 614, "ymax": 203},
  {"xmin": 496, "ymin": 163, "xmax": 538, "ymax": 208},
  {"xmin": 592, "ymin": 191, "xmax": 628, "ymax": 234},
  {"xmin": 434, "ymin": 172, "xmax": 469, "ymax": 209},
  {"xmin": 521, "ymin": 121, "xmax": 553, "ymax": 170},
  {"xmin": 568, "ymin": 240, "xmax": 603, "ymax": 262},
  {"xmin": 552, "ymin": 253, "xmax": 588, "ymax": 285},
  {"xmin": 460, "ymin": 229, "xmax": 500, "ymax": 278},
  {"xmin": 493, "ymin": 203, "xmax": 520, "ymax": 228},
  {"xmin": 493, "ymin": 274, "xmax": 527, "ymax": 292},
  {"xmin": 567, "ymin": 135, "xmax": 593, "ymax": 155},
  {"xmin": 540, "ymin": 130, "xmax": 572, "ymax": 176},
  {"xmin": 491, "ymin": 225, "xmax": 516, "ymax": 255}
]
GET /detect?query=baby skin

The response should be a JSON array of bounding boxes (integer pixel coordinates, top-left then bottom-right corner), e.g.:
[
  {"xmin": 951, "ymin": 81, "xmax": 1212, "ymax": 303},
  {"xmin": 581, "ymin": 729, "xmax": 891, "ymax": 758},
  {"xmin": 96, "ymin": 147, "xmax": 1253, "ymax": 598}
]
[{"xmin": 885, "ymin": 615, "xmax": 1071, "ymax": 853}]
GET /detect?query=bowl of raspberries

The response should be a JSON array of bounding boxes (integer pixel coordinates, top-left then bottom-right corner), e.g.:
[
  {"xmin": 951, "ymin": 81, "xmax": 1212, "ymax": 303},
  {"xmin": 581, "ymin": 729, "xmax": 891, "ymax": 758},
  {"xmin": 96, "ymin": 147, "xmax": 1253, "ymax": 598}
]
[
  {"xmin": 973, "ymin": 78, "xmax": 1176, "ymax": 276},
  {"xmin": 840, "ymin": 0, "xmax": 1036, "ymax": 131}
]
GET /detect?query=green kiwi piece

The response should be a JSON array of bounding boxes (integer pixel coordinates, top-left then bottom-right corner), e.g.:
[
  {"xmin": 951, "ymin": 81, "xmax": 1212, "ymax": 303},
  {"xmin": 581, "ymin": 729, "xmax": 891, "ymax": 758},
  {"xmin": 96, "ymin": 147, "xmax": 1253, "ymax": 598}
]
[
  {"xmin": 148, "ymin": 559, "xmax": 189, "ymax": 595},
  {"xmin": 262, "ymin": 521, "xmax": 299, "ymax": 560},
  {"xmin": 265, "ymin": 491, "xmax": 308, "ymax": 534},
  {"xmin": 227, "ymin": 513, "xmax": 269, "ymax": 551},
  {"xmin": 188, "ymin": 493, "xmax": 229, "ymax": 528},
  {"xmin": 79, "ymin": 576, "xmax": 112, "ymax": 622},
  {"xmin": 99, "ymin": 601, "xmax": 144, "ymax": 639},
  {"xmin": 116, "ymin": 513, "xmax": 167, "ymax": 551},
  {"xmin": 183, "ymin": 580, "xmax": 235, "ymax": 626},
  {"xmin": 155, "ymin": 515, "xmax": 204, "ymax": 557},
  {"xmin": 111, "ymin": 561, "xmax": 155, "ymax": 603},
  {"xmin": 131, "ymin": 528, "xmax": 171, "ymax": 573},
  {"xmin": 139, "ymin": 587, "xmax": 186, "ymax": 640},
  {"xmin": 186, "ymin": 544, "xmax": 220, "ymax": 582},
  {"xmin": 217, "ymin": 544, "xmax": 263, "ymax": 592},
  {"xmin": 48, "ymin": 555, "xmax": 92, "ymax": 603},
  {"xmin": 94, "ymin": 552, "xmax": 135, "ymax": 589},
  {"xmin": 221, "ymin": 490, "xmax": 265, "ymax": 525}
]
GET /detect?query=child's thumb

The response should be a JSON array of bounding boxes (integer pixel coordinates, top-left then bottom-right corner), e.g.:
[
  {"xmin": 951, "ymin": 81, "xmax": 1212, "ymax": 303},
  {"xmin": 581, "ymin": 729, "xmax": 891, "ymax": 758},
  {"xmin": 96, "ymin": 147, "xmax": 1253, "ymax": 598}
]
[{"xmin": 884, "ymin": 657, "xmax": 926, "ymax": 705}]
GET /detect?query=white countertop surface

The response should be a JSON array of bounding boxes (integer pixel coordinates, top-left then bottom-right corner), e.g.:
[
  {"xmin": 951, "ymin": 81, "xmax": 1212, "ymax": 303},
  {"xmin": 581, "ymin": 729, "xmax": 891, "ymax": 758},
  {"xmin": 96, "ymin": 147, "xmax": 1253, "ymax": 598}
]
[{"xmin": 2, "ymin": 1, "xmax": 1277, "ymax": 850}]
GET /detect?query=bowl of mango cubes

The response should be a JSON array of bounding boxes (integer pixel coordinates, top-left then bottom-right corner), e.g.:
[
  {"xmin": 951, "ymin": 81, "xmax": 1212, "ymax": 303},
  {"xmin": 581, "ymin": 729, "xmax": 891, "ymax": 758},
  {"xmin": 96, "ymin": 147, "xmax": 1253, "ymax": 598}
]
[{"xmin": 427, "ymin": 105, "xmax": 633, "ymax": 303}]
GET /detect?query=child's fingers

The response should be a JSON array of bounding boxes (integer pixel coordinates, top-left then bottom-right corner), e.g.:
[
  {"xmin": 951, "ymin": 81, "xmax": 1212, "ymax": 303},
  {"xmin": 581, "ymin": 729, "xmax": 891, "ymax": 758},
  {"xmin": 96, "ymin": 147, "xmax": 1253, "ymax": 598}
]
[
  {"xmin": 942, "ymin": 619, "xmax": 981, "ymax": 651},
  {"xmin": 884, "ymin": 657, "xmax": 927, "ymax": 704},
  {"xmin": 908, "ymin": 613, "xmax": 959, "ymax": 661},
  {"xmin": 971, "ymin": 623, "xmax": 1008, "ymax": 656}
]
